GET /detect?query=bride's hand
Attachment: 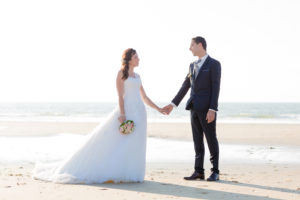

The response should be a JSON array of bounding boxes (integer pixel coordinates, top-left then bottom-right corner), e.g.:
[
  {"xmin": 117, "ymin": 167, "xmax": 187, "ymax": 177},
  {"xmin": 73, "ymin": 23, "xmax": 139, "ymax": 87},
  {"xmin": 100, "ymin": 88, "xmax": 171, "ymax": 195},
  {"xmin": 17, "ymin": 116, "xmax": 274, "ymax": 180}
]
[
  {"xmin": 157, "ymin": 107, "xmax": 167, "ymax": 115},
  {"xmin": 118, "ymin": 115, "xmax": 126, "ymax": 123}
]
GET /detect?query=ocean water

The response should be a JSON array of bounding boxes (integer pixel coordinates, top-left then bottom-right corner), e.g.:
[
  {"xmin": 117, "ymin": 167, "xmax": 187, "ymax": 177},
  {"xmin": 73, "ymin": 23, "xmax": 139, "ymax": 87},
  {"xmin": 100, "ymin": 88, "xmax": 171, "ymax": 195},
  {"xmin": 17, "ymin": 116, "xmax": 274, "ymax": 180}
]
[{"xmin": 0, "ymin": 102, "xmax": 300, "ymax": 123}]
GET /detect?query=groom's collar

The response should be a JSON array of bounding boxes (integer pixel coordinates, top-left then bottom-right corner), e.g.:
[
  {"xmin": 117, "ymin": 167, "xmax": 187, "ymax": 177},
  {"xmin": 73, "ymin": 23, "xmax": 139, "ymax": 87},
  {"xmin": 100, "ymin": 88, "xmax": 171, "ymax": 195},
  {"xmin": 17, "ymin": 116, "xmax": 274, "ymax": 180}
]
[
  {"xmin": 195, "ymin": 54, "xmax": 209, "ymax": 64},
  {"xmin": 198, "ymin": 54, "xmax": 208, "ymax": 62}
]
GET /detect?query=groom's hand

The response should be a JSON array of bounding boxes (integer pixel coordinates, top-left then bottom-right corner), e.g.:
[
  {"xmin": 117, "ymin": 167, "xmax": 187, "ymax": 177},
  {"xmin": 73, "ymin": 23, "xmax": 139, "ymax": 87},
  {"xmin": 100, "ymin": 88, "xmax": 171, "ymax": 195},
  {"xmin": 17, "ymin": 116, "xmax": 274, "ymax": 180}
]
[
  {"xmin": 162, "ymin": 104, "xmax": 173, "ymax": 115},
  {"xmin": 206, "ymin": 110, "xmax": 216, "ymax": 123}
]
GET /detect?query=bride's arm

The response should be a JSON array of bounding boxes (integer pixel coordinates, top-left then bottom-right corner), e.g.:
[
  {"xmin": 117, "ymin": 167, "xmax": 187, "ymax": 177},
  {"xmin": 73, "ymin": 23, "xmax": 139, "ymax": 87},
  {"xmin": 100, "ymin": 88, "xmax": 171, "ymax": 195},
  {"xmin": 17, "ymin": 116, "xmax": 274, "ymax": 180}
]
[
  {"xmin": 140, "ymin": 85, "xmax": 164, "ymax": 114},
  {"xmin": 116, "ymin": 71, "xmax": 126, "ymax": 122}
]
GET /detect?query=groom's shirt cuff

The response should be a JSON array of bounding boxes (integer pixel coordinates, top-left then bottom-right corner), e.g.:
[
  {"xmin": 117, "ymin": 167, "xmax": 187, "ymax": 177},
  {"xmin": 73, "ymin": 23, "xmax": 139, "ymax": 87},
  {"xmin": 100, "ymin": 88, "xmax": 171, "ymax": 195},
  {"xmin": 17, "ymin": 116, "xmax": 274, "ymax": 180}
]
[
  {"xmin": 209, "ymin": 108, "xmax": 217, "ymax": 112},
  {"xmin": 171, "ymin": 102, "xmax": 177, "ymax": 108}
]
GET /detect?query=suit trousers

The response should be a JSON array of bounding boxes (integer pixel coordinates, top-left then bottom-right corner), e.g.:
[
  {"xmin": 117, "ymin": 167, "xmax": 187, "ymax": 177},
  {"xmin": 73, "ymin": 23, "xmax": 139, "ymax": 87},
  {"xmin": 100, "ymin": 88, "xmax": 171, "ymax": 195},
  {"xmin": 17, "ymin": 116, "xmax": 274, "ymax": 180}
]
[{"xmin": 190, "ymin": 108, "xmax": 219, "ymax": 174}]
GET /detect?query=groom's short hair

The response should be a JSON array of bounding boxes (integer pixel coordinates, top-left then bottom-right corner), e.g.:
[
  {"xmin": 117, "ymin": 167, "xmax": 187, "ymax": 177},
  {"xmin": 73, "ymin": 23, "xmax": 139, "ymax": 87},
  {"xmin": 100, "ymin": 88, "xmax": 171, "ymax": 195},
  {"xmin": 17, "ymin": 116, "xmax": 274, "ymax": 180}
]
[{"xmin": 192, "ymin": 36, "xmax": 207, "ymax": 50}]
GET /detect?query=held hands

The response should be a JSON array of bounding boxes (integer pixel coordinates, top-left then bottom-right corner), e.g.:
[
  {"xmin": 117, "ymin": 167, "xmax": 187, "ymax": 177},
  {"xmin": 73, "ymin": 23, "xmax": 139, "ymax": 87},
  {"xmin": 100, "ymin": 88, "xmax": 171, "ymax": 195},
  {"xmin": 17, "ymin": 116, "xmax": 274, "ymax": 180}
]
[
  {"xmin": 118, "ymin": 115, "xmax": 126, "ymax": 123},
  {"xmin": 157, "ymin": 104, "xmax": 173, "ymax": 115},
  {"xmin": 157, "ymin": 107, "xmax": 168, "ymax": 115},
  {"xmin": 162, "ymin": 104, "xmax": 173, "ymax": 115},
  {"xmin": 206, "ymin": 110, "xmax": 216, "ymax": 123}
]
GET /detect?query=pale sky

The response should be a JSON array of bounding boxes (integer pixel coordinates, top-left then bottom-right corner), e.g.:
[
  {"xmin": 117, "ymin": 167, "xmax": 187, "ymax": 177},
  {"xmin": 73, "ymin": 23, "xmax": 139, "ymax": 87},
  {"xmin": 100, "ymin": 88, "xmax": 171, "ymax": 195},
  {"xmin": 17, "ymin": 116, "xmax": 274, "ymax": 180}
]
[{"xmin": 1, "ymin": 0, "xmax": 300, "ymax": 103}]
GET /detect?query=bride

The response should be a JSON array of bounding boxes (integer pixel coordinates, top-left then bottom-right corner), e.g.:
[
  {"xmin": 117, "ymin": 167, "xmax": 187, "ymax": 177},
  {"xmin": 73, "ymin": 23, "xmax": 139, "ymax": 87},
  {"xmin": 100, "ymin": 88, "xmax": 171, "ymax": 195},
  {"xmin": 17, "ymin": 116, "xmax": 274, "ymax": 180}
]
[{"xmin": 32, "ymin": 48, "xmax": 165, "ymax": 184}]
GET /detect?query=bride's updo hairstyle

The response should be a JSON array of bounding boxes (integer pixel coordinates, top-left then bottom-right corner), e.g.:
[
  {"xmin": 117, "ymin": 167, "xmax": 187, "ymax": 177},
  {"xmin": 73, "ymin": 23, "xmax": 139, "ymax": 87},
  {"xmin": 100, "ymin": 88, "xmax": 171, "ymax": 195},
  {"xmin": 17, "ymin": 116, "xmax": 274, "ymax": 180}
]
[{"xmin": 121, "ymin": 48, "xmax": 136, "ymax": 80}]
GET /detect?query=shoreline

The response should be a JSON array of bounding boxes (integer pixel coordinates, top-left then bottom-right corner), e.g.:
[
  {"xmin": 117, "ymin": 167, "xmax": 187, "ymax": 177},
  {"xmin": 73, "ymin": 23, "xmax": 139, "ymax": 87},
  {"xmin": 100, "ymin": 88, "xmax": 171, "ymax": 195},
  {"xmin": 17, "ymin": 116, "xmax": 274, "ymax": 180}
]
[
  {"xmin": 2, "ymin": 119, "xmax": 300, "ymax": 124},
  {"xmin": 1, "ymin": 121, "xmax": 300, "ymax": 146}
]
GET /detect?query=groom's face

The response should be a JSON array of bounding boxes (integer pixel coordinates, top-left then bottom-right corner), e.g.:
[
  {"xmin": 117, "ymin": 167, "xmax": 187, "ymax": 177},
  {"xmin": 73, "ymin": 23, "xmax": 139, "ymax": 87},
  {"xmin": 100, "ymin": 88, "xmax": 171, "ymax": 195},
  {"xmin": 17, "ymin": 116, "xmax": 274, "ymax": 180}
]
[{"xmin": 189, "ymin": 40, "xmax": 201, "ymax": 56}]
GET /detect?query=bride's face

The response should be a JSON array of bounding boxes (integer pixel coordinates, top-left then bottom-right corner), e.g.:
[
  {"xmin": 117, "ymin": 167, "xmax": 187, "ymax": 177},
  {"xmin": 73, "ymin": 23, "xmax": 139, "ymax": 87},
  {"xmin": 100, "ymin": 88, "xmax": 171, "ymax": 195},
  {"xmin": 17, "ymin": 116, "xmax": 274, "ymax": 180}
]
[{"xmin": 129, "ymin": 53, "xmax": 140, "ymax": 67}]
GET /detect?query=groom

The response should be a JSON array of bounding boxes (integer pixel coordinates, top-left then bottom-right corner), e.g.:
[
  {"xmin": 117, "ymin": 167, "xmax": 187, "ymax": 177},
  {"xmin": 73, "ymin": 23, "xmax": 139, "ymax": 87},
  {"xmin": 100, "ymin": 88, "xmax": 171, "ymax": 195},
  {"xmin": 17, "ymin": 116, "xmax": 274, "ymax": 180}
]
[{"xmin": 163, "ymin": 36, "xmax": 221, "ymax": 181}]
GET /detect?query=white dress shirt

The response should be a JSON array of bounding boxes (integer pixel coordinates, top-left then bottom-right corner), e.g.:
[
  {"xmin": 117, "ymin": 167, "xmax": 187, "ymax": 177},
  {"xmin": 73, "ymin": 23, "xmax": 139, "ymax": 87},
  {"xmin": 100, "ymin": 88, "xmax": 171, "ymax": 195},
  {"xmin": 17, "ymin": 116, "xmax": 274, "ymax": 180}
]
[{"xmin": 194, "ymin": 54, "xmax": 208, "ymax": 78}]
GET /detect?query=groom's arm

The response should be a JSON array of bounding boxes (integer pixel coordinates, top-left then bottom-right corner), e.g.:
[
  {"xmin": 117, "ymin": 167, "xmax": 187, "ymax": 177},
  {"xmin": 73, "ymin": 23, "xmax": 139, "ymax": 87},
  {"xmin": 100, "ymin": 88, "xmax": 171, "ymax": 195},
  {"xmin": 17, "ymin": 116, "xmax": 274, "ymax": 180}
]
[
  {"xmin": 171, "ymin": 65, "xmax": 192, "ymax": 106},
  {"xmin": 209, "ymin": 60, "xmax": 221, "ymax": 111}
]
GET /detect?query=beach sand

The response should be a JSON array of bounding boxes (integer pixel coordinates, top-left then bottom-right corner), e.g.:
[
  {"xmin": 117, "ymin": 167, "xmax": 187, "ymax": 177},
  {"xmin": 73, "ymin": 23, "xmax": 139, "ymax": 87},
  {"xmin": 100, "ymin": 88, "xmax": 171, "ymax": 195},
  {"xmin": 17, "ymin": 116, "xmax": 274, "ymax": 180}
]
[{"xmin": 0, "ymin": 121, "xmax": 300, "ymax": 199}]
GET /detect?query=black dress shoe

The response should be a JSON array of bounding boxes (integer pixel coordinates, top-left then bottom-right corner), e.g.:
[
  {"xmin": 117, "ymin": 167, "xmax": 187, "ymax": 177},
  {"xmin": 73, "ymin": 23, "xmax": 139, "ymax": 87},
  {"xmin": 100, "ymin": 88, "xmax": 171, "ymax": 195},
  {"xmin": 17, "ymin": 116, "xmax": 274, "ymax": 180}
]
[
  {"xmin": 184, "ymin": 171, "xmax": 205, "ymax": 180},
  {"xmin": 206, "ymin": 172, "xmax": 219, "ymax": 181}
]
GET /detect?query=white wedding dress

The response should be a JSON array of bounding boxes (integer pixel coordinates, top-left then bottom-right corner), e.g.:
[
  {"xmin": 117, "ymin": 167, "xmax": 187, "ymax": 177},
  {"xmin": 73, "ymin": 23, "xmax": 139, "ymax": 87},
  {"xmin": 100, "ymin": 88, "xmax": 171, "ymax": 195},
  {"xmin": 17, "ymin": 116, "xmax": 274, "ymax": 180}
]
[{"xmin": 32, "ymin": 73, "xmax": 147, "ymax": 184}]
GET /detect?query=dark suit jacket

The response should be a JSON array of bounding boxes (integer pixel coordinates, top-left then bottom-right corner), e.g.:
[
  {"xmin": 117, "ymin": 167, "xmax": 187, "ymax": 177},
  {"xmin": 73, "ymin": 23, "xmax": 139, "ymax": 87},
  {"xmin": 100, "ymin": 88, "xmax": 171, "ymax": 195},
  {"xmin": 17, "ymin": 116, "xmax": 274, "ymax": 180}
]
[{"xmin": 172, "ymin": 56, "xmax": 221, "ymax": 112}]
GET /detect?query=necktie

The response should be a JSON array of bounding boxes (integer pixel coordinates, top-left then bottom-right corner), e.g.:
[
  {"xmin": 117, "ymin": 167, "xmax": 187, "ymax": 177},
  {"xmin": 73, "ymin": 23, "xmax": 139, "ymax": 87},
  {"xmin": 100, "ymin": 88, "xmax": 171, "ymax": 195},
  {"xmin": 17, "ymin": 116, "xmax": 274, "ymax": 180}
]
[{"xmin": 193, "ymin": 59, "xmax": 201, "ymax": 79}]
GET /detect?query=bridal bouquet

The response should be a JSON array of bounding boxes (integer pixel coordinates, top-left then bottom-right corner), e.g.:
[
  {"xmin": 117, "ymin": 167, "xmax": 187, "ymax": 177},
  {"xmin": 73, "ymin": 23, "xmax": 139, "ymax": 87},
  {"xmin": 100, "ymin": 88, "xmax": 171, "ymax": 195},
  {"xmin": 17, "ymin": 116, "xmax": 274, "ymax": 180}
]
[{"xmin": 119, "ymin": 120, "xmax": 135, "ymax": 135}]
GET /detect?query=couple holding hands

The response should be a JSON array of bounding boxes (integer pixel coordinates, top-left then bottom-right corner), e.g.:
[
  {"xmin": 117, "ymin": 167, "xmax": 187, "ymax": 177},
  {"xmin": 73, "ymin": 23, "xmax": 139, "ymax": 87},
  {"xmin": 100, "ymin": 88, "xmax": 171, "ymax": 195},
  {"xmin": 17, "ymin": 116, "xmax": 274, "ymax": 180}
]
[{"xmin": 33, "ymin": 36, "xmax": 221, "ymax": 184}]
